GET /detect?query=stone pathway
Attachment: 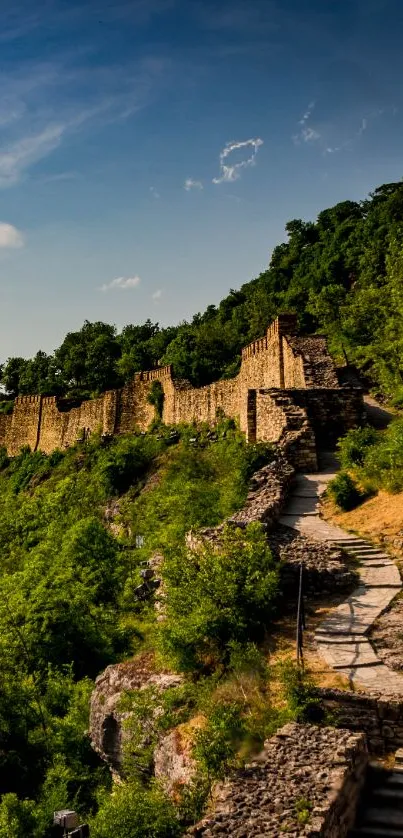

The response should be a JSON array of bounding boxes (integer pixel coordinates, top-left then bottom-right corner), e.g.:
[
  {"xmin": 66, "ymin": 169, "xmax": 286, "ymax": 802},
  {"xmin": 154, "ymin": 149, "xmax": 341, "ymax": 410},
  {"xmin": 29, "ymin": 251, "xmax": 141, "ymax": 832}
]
[{"xmin": 279, "ymin": 453, "xmax": 403, "ymax": 695}]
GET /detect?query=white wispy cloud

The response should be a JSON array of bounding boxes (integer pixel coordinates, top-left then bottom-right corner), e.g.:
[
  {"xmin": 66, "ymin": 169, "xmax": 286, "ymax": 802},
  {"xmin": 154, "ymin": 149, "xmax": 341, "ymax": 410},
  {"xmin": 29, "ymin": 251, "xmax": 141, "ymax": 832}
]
[
  {"xmin": 293, "ymin": 101, "xmax": 321, "ymax": 144},
  {"xmin": 324, "ymin": 115, "xmax": 369, "ymax": 155},
  {"xmin": 150, "ymin": 186, "xmax": 160, "ymax": 198},
  {"xmin": 0, "ymin": 43, "xmax": 169, "ymax": 188},
  {"xmin": 0, "ymin": 222, "xmax": 24, "ymax": 248},
  {"xmin": 0, "ymin": 124, "xmax": 66, "ymax": 188},
  {"xmin": 152, "ymin": 289, "xmax": 162, "ymax": 300},
  {"xmin": 213, "ymin": 138, "xmax": 263, "ymax": 184},
  {"xmin": 101, "ymin": 275, "xmax": 141, "ymax": 292},
  {"xmin": 184, "ymin": 178, "xmax": 203, "ymax": 191}
]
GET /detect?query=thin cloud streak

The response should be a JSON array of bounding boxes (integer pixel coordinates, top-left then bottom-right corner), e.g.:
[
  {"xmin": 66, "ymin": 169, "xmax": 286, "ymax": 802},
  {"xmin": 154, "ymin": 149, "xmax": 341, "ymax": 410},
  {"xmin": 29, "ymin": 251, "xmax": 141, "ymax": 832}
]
[
  {"xmin": 0, "ymin": 48, "xmax": 170, "ymax": 187},
  {"xmin": 100, "ymin": 275, "xmax": 141, "ymax": 292},
  {"xmin": 0, "ymin": 125, "xmax": 65, "ymax": 188}
]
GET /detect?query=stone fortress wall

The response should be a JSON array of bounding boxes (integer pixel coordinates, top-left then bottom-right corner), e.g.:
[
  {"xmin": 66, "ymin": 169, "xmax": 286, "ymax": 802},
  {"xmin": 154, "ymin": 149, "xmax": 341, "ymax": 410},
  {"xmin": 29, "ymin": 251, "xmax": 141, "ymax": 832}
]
[{"xmin": 0, "ymin": 315, "xmax": 364, "ymax": 468}]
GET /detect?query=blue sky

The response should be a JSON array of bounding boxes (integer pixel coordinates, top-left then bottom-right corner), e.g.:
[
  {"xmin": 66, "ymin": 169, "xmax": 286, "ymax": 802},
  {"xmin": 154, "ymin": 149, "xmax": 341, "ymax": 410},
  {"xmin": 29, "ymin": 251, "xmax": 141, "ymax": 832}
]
[{"xmin": 0, "ymin": 0, "xmax": 402, "ymax": 358}]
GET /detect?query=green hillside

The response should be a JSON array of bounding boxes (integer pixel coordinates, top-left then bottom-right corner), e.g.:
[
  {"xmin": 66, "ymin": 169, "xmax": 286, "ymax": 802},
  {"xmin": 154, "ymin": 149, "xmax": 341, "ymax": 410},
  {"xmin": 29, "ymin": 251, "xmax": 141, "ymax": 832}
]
[{"xmin": 0, "ymin": 424, "xmax": 285, "ymax": 836}]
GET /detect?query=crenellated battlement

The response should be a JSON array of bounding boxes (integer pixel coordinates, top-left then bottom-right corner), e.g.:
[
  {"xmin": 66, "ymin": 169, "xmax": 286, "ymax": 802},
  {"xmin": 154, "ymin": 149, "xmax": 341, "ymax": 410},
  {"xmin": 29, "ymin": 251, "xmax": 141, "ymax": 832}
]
[
  {"xmin": 0, "ymin": 316, "xmax": 361, "ymax": 462},
  {"xmin": 242, "ymin": 336, "xmax": 268, "ymax": 359},
  {"xmin": 136, "ymin": 365, "xmax": 173, "ymax": 382},
  {"xmin": 242, "ymin": 313, "xmax": 298, "ymax": 360},
  {"xmin": 15, "ymin": 395, "xmax": 42, "ymax": 405}
]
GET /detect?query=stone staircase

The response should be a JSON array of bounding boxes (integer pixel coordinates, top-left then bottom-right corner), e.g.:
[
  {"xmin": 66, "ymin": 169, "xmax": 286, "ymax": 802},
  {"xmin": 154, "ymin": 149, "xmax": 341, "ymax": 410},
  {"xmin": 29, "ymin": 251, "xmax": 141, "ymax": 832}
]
[
  {"xmin": 349, "ymin": 752, "xmax": 403, "ymax": 837},
  {"xmin": 315, "ymin": 535, "xmax": 403, "ymax": 694},
  {"xmin": 279, "ymin": 454, "xmax": 403, "ymax": 694}
]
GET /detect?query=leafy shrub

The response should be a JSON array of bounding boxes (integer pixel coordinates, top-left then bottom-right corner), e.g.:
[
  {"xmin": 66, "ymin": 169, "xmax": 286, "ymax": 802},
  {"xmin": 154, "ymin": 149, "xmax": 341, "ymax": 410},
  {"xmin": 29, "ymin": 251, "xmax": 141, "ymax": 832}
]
[
  {"xmin": 0, "ymin": 446, "xmax": 9, "ymax": 470},
  {"xmin": 192, "ymin": 703, "xmax": 245, "ymax": 780},
  {"xmin": 157, "ymin": 523, "xmax": 279, "ymax": 671},
  {"xmin": 337, "ymin": 426, "xmax": 378, "ymax": 469},
  {"xmin": 327, "ymin": 472, "xmax": 363, "ymax": 511},
  {"xmin": 147, "ymin": 380, "xmax": 164, "ymax": 420},
  {"xmin": 279, "ymin": 661, "xmax": 324, "ymax": 723},
  {"xmin": 90, "ymin": 781, "xmax": 180, "ymax": 838},
  {"xmin": 130, "ymin": 429, "xmax": 273, "ymax": 554},
  {"xmin": 391, "ymin": 387, "xmax": 403, "ymax": 409},
  {"xmin": 0, "ymin": 400, "xmax": 13, "ymax": 415},
  {"xmin": 0, "ymin": 794, "xmax": 36, "ymax": 838},
  {"xmin": 295, "ymin": 796, "xmax": 313, "ymax": 825},
  {"xmin": 336, "ymin": 418, "xmax": 403, "ymax": 494},
  {"xmin": 362, "ymin": 418, "xmax": 403, "ymax": 492},
  {"xmin": 96, "ymin": 434, "xmax": 166, "ymax": 495}
]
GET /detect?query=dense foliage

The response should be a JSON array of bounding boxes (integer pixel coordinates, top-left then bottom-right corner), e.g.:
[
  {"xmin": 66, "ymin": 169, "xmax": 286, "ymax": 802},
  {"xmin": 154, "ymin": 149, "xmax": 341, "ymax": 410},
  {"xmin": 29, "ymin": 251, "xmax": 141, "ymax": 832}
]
[
  {"xmin": 0, "ymin": 425, "xmax": 283, "ymax": 835},
  {"xmin": 331, "ymin": 418, "xmax": 403, "ymax": 501},
  {"xmin": 158, "ymin": 524, "xmax": 278, "ymax": 672},
  {"xmin": 2, "ymin": 180, "xmax": 403, "ymax": 400}
]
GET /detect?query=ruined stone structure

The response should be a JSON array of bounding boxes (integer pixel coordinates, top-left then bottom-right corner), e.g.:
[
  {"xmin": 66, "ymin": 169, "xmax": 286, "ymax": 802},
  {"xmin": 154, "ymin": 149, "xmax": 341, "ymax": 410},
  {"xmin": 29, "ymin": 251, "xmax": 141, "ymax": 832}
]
[{"xmin": 0, "ymin": 315, "xmax": 364, "ymax": 468}]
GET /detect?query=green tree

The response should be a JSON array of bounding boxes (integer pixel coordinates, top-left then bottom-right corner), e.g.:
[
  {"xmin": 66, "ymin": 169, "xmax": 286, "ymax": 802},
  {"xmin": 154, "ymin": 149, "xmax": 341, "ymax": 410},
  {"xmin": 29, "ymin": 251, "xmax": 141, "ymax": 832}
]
[
  {"xmin": 91, "ymin": 782, "xmax": 180, "ymax": 838},
  {"xmin": 158, "ymin": 523, "xmax": 279, "ymax": 671}
]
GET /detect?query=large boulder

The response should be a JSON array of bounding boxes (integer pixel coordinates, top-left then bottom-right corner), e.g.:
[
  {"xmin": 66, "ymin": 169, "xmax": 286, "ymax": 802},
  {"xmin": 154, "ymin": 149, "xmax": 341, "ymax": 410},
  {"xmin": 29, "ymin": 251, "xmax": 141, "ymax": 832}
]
[{"xmin": 89, "ymin": 655, "xmax": 182, "ymax": 772}]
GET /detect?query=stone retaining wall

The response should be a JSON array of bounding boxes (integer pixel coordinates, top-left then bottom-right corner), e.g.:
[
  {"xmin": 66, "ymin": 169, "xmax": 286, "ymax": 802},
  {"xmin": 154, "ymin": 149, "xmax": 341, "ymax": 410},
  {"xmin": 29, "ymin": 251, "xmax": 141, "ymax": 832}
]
[
  {"xmin": 186, "ymin": 455, "xmax": 296, "ymax": 554},
  {"xmin": 269, "ymin": 527, "xmax": 359, "ymax": 599},
  {"xmin": 317, "ymin": 688, "xmax": 403, "ymax": 755},
  {"xmin": 187, "ymin": 723, "xmax": 368, "ymax": 838}
]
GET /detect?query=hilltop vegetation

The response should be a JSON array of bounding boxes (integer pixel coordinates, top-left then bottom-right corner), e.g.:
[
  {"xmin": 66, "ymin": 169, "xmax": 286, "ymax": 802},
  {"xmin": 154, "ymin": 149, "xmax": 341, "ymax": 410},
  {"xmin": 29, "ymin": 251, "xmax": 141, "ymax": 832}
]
[
  {"xmin": 2, "ymin": 179, "xmax": 403, "ymax": 402},
  {"xmin": 0, "ymin": 424, "xmax": 300, "ymax": 836}
]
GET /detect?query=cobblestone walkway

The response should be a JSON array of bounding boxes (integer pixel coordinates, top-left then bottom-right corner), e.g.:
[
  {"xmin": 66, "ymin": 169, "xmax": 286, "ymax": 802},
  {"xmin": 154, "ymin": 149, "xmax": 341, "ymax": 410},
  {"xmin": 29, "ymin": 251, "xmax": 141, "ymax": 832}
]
[{"xmin": 280, "ymin": 453, "xmax": 403, "ymax": 695}]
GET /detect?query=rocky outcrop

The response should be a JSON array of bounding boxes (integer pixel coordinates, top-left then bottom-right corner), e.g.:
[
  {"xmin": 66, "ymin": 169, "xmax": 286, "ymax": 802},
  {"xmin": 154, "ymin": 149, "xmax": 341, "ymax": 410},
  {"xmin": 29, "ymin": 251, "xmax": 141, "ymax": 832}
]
[
  {"xmin": 187, "ymin": 723, "xmax": 367, "ymax": 838},
  {"xmin": 89, "ymin": 655, "xmax": 182, "ymax": 771},
  {"xmin": 154, "ymin": 718, "xmax": 202, "ymax": 794},
  {"xmin": 370, "ymin": 595, "xmax": 403, "ymax": 672}
]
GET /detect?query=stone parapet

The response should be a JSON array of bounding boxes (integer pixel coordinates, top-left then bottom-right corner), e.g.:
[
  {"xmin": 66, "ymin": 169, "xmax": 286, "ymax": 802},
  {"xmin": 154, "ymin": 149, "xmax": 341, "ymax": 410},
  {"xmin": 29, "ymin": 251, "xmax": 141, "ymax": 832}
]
[
  {"xmin": 187, "ymin": 723, "xmax": 368, "ymax": 837},
  {"xmin": 316, "ymin": 687, "xmax": 403, "ymax": 756}
]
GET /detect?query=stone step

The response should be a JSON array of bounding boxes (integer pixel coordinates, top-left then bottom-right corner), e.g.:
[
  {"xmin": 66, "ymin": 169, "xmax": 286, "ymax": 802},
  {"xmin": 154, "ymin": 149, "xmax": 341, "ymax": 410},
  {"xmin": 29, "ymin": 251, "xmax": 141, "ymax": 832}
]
[
  {"xmin": 361, "ymin": 808, "xmax": 403, "ymax": 829},
  {"xmin": 386, "ymin": 773, "xmax": 403, "ymax": 786},
  {"xmin": 318, "ymin": 585, "xmax": 399, "ymax": 635},
  {"xmin": 350, "ymin": 828, "xmax": 403, "ymax": 837},
  {"xmin": 315, "ymin": 637, "xmax": 382, "ymax": 669},
  {"xmin": 372, "ymin": 788, "xmax": 403, "ymax": 804},
  {"xmin": 340, "ymin": 549, "xmax": 387, "ymax": 557},
  {"xmin": 334, "ymin": 538, "xmax": 379, "ymax": 550}
]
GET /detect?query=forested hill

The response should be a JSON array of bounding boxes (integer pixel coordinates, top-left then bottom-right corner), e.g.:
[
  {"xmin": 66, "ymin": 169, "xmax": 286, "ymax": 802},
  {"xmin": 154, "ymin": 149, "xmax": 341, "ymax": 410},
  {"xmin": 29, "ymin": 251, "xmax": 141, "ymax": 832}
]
[{"xmin": 2, "ymin": 179, "xmax": 403, "ymax": 403}]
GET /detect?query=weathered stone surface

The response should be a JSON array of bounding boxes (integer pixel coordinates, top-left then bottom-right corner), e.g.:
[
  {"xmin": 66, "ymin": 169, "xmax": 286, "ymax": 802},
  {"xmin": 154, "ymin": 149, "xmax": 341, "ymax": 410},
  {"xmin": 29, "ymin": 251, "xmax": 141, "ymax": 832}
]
[
  {"xmin": 316, "ymin": 636, "xmax": 381, "ymax": 670},
  {"xmin": 269, "ymin": 525, "xmax": 359, "ymax": 598},
  {"xmin": 154, "ymin": 719, "xmax": 201, "ymax": 793},
  {"xmin": 0, "ymin": 315, "xmax": 363, "ymax": 470},
  {"xmin": 187, "ymin": 723, "xmax": 367, "ymax": 837},
  {"xmin": 89, "ymin": 655, "xmax": 182, "ymax": 771},
  {"xmin": 318, "ymin": 585, "xmax": 399, "ymax": 636},
  {"xmin": 370, "ymin": 595, "xmax": 403, "ymax": 672},
  {"xmin": 317, "ymin": 688, "xmax": 403, "ymax": 755}
]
